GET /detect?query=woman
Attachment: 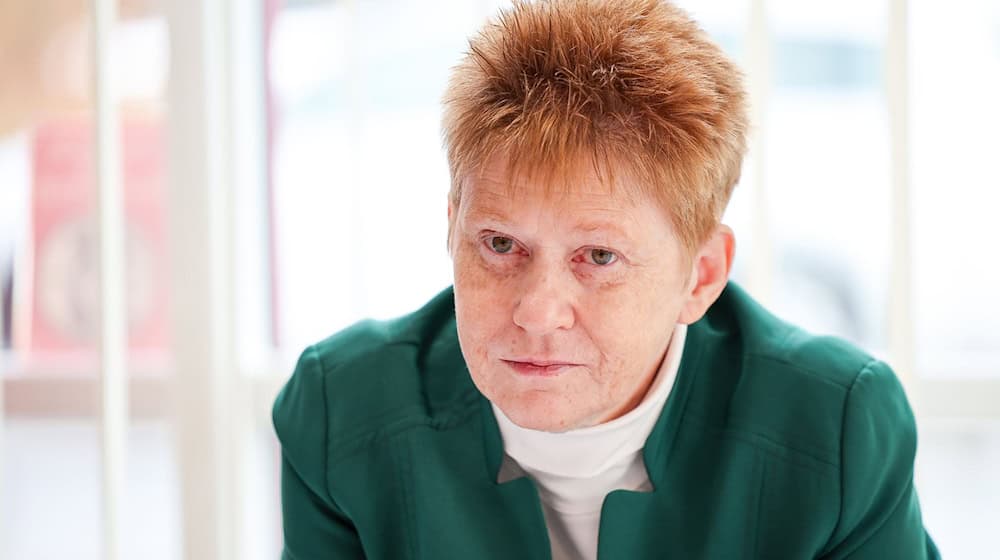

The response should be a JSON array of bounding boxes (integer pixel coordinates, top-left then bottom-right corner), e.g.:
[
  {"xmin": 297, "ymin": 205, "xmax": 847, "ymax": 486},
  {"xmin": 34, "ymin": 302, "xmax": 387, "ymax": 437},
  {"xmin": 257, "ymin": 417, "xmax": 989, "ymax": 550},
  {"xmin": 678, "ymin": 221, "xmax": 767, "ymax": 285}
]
[{"xmin": 273, "ymin": 1, "xmax": 940, "ymax": 558}]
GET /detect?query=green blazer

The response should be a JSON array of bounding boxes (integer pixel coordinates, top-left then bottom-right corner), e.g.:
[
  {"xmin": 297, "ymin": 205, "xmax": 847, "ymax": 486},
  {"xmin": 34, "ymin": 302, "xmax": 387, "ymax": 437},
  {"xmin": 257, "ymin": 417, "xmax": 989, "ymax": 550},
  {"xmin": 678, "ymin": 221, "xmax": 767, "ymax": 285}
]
[{"xmin": 273, "ymin": 283, "xmax": 940, "ymax": 559}]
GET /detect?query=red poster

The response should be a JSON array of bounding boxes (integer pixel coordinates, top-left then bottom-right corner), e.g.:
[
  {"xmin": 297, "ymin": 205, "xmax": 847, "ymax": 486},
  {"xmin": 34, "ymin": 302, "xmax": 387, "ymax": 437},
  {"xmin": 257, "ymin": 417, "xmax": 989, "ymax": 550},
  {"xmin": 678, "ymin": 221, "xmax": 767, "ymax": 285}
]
[{"xmin": 19, "ymin": 116, "xmax": 169, "ymax": 371}]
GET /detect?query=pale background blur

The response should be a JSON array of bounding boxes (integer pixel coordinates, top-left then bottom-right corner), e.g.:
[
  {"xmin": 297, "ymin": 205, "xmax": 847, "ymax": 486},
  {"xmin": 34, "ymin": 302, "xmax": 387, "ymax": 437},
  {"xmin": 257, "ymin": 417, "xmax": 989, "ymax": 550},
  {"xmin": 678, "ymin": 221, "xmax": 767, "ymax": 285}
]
[{"xmin": 1, "ymin": 0, "xmax": 998, "ymax": 558}]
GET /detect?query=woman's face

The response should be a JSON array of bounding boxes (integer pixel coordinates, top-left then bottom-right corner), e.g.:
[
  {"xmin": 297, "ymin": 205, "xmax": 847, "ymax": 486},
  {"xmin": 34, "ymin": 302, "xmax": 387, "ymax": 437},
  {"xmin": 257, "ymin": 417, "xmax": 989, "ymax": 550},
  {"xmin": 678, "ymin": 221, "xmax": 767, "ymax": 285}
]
[{"xmin": 451, "ymin": 158, "xmax": 697, "ymax": 432}]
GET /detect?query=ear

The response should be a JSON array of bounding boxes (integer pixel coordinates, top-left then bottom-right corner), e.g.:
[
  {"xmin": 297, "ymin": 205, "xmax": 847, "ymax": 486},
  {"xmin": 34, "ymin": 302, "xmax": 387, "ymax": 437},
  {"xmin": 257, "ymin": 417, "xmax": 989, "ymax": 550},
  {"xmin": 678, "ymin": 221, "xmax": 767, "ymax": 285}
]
[
  {"xmin": 677, "ymin": 224, "xmax": 735, "ymax": 325},
  {"xmin": 446, "ymin": 199, "xmax": 456, "ymax": 255}
]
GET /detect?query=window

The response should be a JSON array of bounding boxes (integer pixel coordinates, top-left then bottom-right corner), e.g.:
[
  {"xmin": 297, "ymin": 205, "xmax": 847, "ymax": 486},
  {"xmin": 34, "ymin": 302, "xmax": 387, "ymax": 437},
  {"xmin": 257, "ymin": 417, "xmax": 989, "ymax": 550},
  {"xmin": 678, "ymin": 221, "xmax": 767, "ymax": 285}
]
[{"xmin": 2, "ymin": 1, "xmax": 997, "ymax": 558}]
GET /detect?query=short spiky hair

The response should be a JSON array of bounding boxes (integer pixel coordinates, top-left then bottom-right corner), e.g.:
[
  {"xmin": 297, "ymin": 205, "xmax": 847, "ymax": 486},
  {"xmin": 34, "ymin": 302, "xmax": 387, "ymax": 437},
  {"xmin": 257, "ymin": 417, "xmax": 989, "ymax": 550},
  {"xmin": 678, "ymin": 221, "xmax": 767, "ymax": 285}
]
[{"xmin": 442, "ymin": 0, "xmax": 748, "ymax": 251}]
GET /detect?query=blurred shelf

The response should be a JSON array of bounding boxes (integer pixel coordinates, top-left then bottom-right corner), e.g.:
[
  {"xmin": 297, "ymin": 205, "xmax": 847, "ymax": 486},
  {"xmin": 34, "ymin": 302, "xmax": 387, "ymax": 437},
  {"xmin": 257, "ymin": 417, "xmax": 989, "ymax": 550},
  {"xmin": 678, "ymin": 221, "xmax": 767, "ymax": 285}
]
[
  {"xmin": 0, "ymin": 348, "xmax": 292, "ymax": 421},
  {"xmin": 3, "ymin": 375, "xmax": 170, "ymax": 418}
]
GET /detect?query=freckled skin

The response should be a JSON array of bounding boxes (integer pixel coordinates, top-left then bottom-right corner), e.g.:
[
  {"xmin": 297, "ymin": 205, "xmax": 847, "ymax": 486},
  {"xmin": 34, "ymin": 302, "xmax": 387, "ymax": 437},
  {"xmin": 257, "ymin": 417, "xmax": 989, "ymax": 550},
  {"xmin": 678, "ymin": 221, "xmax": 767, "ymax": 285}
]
[{"xmin": 449, "ymin": 158, "xmax": 716, "ymax": 432}]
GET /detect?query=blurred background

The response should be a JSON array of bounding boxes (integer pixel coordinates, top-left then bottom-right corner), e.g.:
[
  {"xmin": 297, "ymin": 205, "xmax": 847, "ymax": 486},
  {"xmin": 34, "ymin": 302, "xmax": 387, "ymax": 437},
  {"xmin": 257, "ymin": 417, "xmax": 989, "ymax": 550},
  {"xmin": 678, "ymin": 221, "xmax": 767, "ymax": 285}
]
[{"xmin": 1, "ymin": 0, "xmax": 998, "ymax": 558}]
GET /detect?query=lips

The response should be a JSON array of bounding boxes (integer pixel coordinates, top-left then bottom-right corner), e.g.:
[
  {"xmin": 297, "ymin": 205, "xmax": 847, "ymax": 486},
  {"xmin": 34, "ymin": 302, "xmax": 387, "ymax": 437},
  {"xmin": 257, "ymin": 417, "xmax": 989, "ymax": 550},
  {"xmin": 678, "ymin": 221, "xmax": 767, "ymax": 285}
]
[{"xmin": 502, "ymin": 359, "xmax": 579, "ymax": 377}]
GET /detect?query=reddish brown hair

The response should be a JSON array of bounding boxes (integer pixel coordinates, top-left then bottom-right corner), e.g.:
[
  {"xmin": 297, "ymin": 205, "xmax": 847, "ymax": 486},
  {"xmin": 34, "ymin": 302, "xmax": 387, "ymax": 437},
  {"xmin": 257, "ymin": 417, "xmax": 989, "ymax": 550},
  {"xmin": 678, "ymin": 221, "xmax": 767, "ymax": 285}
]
[{"xmin": 442, "ymin": 0, "xmax": 748, "ymax": 251}]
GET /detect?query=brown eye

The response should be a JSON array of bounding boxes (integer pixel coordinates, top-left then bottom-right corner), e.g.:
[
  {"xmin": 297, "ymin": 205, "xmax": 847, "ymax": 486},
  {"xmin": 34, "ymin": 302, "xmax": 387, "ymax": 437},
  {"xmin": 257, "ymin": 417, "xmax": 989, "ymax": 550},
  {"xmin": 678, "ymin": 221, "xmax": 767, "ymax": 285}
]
[
  {"xmin": 589, "ymin": 248, "xmax": 617, "ymax": 266},
  {"xmin": 489, "ymin": 236, "xmax": 515, "ymax": 254}
]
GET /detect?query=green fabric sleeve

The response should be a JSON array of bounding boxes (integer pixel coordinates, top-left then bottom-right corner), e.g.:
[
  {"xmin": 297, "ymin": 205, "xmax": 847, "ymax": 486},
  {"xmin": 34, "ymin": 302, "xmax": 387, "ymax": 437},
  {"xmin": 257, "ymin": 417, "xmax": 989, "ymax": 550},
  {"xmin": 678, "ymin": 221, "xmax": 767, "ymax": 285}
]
[
  {"xmin": 820, "ymin": 360, "xmax": 940, "ymax": 559},
  {"xmin": 274, "ymin": 346, "xmax": 366, "ymax": 559},
  {"xmin": 279, "ymin": 453, "xmax": 365, "ymax": 559}
]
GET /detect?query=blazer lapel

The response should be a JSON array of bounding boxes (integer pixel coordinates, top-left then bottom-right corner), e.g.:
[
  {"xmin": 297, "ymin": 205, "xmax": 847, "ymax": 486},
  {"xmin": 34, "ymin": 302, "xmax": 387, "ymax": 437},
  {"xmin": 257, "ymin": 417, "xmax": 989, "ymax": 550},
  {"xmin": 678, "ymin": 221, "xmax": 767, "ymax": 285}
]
[{"xmin": 479, "ymin": 396, "xmax": 553, "ymax": 559}]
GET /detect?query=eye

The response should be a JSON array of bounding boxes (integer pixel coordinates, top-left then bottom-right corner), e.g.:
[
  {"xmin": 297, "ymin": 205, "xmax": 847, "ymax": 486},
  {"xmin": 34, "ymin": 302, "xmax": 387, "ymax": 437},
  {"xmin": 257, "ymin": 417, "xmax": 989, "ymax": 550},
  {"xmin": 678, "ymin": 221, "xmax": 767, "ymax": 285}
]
[
  {"xmin": 588, "ymin": 248, "xmax": 618, "ymax": 266},
  {"xmin": 487, "ymin": 236, "xmax": 516, "ymax": 254}
]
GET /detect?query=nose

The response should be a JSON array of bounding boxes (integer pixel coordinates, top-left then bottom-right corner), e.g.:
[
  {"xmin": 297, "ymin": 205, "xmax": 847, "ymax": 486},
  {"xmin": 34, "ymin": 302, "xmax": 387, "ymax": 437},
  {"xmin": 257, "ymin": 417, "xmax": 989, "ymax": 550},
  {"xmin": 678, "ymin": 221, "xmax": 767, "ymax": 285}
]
[{"xmin": 512, "ymin": 261, "xmax": 576, "ymax": 334}]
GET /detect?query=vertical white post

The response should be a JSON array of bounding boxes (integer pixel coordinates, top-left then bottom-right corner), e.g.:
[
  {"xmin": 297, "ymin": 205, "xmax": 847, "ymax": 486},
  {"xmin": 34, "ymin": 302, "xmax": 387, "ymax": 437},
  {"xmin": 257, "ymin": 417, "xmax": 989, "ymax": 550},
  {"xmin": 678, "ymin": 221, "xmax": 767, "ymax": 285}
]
[
  {"xmin": 746, "ymin": 0, "xmax": 774, "ymax": 304},
  {"xmin": 886, "ymin": 0, "xmax": 914, "ymax": 387},
  {"xmin": 92, "ymin": 0, "xmax": 128, "ymax": 558},
  {"xmin": 227, "ymin": 0, "xmax": 267, "ymax": 553},
  {"xmin": 166, "ymin": 0, "xmax": 241, "ymax": 558}
]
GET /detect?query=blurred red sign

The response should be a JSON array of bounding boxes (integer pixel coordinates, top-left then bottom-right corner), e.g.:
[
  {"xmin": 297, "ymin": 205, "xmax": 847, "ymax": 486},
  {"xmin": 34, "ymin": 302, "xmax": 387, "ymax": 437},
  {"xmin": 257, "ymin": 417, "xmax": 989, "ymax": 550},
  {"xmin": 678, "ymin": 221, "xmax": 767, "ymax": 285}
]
[{"xmin": 19, "ymin": 116, "xmax": 169, "ymax": 366}]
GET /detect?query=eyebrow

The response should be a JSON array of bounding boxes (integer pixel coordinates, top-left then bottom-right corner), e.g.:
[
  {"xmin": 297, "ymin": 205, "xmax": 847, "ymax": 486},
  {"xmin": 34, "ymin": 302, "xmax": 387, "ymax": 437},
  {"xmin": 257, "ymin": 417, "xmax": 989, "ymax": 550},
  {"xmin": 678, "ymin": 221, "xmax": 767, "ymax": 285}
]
[
  {"xmin": 571, "ymin": 220, "xmax": 631, "ymax": 238},
  {"xmin": 462, "ymin": 208, "xmax": 510, "ymax": 225},
  {"xmin": 465, "ymin": 209, "xmax": 636, "ymax": 246}
]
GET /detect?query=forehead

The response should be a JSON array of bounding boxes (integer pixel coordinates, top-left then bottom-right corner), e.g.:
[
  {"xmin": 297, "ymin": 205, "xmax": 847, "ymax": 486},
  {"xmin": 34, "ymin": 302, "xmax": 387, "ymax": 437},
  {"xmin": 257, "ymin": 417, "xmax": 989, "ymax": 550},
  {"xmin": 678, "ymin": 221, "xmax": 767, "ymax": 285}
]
[{"xmin": 462, "ymin": 154, "xmax": 654, "ymax": 214}]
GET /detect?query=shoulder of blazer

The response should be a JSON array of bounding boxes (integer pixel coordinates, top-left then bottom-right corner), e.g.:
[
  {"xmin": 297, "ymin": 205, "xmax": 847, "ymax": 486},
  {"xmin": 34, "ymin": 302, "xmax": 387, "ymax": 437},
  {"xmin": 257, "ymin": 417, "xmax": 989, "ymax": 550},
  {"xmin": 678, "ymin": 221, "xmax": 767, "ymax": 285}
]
[
  {"xmin": 683, "ymin": 282, "xmax": 899, "ymax": 470},
  {"xmin": 272, "ymin": 286, "xmax": 479, "ymax": 470}
]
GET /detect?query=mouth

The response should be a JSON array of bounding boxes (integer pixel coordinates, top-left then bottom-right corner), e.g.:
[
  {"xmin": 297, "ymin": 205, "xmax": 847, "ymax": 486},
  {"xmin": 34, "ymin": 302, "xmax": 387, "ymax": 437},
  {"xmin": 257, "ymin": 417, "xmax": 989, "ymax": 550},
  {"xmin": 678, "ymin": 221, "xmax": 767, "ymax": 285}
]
[{"xmin": 501, "ymin": 359, "xmax": 579, "ymax": 377}]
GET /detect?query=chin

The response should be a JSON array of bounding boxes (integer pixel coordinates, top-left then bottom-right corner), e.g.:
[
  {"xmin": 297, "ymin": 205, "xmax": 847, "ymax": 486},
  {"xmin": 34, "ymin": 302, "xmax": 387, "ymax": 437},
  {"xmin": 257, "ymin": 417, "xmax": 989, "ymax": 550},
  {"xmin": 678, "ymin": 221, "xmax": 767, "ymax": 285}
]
[{"xmin": 493, "ymin": 391, "xmax": 586, "ymax": 433}]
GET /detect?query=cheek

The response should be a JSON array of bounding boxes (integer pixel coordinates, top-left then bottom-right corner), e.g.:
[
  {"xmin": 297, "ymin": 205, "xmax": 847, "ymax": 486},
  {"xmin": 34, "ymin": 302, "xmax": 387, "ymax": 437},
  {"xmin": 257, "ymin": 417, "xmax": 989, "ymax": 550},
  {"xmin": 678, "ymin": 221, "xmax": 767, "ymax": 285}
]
[
  {"xmin": 583, "ymin": 275, "xmax": 680, "ymax": 376},
  {"xmin": 584, "ymin": 283, "xmax": 656, "ymax": 343},
  {"xmin": 455, "ymin": 250, "xmax": 504, "ymax": 319},
  {"xmin": 453, "ymin": 249, "xmax": 514, "ymax": 361}
]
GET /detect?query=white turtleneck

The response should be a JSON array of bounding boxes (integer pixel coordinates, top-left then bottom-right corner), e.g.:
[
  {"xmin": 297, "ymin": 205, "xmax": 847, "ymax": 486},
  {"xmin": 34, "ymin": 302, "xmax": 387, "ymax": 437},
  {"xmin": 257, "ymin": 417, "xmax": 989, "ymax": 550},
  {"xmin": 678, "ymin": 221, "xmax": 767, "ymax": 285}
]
[{"xmin": 491, "ymin": 324, "xmax": 686, "ymax": 560}]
